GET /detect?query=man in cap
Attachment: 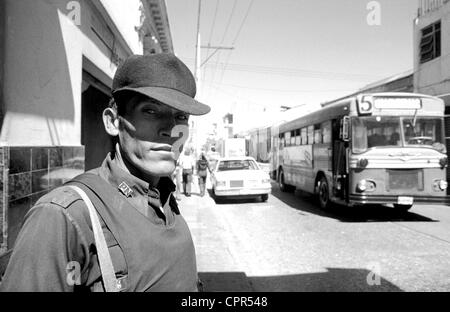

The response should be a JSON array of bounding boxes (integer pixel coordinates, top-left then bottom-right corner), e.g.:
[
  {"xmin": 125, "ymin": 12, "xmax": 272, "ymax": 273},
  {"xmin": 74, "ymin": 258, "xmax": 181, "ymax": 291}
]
[{"xmin": 0, "ymin": 53, "xmax": 210, "ymax": 292}]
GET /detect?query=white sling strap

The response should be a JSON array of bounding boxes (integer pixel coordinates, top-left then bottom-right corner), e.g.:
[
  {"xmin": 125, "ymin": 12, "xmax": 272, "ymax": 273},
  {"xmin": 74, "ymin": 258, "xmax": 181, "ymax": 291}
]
[{"xmin": 67, "ymin": 185, "xmax": 120, "ymax": 292}]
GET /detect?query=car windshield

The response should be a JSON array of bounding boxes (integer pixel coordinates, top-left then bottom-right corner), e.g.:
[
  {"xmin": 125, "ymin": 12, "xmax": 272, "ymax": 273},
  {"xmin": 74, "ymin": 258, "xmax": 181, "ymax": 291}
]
[
  {"xmin": 352, "ymin": 116, "xmax": 446, "ymax": 153},
  {"xmin": 217, "ymin": 160, "xmax": 259, "ymax": 172}
]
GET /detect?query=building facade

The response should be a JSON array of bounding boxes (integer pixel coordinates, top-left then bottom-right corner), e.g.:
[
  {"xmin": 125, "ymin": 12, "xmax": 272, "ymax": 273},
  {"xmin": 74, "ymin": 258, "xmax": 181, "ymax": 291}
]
[
  {"xmin": 414, "ymin": 0, "xmax": 450, "ymax": 189},
  {"xmin": 0, "ymin": 0, "xmax": 173, "ymax": 253}
]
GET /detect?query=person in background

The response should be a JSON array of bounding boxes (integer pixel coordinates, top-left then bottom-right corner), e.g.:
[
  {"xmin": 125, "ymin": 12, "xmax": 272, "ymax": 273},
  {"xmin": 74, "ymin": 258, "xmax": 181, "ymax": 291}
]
[
  {"xmin": 179, "ymin": 149, "xmax": 195, "ymax": 197},
  {"xmin": 196, "ymin": 152, "xmax": 211, "ymax": 197}
]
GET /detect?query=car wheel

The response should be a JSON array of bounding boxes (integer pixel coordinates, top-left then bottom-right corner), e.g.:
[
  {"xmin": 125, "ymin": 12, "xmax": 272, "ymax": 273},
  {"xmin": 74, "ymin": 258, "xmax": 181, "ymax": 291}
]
[
  {"xmin": 261, "ymin": 194, "xmax": 269, "ymax": 202},
  {"xmin": 318, "ymin": 176, "xmax": 331, "ymax": 210},
  {"xmin": 393, "ymin": 204, "xmax": 412, "ymax": 213}
]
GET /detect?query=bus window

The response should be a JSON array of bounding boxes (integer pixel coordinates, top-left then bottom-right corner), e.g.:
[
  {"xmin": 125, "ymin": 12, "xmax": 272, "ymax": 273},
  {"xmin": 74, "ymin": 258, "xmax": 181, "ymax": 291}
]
[
  {"xmin": 295, "ymin": 129, "xmax": 301, "ymax": 145},
  {"xmin": 352, "ymin": 116, "xmax": 402, "ymax": 152},
  {"xmin": 291, "ymin": 130, "xmax": 296, "ymax": 146},
  {"xmin": 322, "ymin": 121, "xmax": 332, "ymax": 144},
  {"xmin": 301, "ymin": 128, "xmax": 307, "ymax": 145},
  {"xmin": 308, "ymin": 126, "xmax": 314, "ymax": 145},
  {"xmin": 285, "ymin": 132, "xmax": 291, "ymax": 146},
  {"xmin": 403, "ymin": 117, "xmax": 446, "ymax": 152},
  {"xmin": 314, "ymin": 124, "xmax": 322, "ymax": 144}
]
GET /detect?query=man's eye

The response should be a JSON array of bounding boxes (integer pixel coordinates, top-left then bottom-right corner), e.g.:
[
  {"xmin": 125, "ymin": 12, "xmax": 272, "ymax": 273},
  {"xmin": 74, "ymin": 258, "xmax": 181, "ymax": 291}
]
[
  {"xmin": 177, "ymin": 115, "xmax": 189, "ymax": 121},
  {"xmin": 143, "ymin": 109, "xmax": 157, "ymax": 115}
]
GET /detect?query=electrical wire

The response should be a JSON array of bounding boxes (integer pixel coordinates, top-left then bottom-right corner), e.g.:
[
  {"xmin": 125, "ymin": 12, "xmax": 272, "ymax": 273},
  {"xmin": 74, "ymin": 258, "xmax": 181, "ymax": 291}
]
[{"xmin": 218, "ymin": 0, "xmax": 255, "ymax": 88}]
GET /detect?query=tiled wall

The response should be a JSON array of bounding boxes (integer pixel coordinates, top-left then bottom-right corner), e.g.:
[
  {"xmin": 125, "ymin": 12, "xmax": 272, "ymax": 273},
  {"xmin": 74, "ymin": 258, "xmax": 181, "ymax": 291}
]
[{"xmin": 0, "ymin": 146, "xmax": 85, "ymax": 253}]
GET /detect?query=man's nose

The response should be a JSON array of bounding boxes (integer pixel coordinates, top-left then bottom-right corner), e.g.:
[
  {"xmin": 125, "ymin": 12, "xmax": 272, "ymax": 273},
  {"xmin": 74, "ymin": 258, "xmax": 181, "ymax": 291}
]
[{"xmin": 158, "ymin": 116, "xmax": 177, "ymax": 138}]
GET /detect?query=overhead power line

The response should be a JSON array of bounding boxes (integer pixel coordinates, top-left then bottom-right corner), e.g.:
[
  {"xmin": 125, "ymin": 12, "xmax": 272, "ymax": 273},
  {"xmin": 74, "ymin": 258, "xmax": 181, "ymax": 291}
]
[
  {"xmin": 182, "ymin": 57, "xmax": 384, "ymax": 82},
  {"xmin": 218, "ymin": 0, "xmax": 255, "ymax": 87},
  {"xmin": 207, "ymin": 81, "xmax": 355, "ymax": 93}
]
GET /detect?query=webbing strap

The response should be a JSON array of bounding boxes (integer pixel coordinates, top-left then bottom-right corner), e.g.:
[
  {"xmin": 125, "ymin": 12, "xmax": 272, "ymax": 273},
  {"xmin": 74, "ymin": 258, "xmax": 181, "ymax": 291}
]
[{"xmin": 67, "ymin": 186, "xmax": 120, "ymax": 292}]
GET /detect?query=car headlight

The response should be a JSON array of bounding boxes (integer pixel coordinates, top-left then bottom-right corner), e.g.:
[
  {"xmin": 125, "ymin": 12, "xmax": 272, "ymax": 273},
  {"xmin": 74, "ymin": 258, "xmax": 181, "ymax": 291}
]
[
  {"xmin": 216, "ymin": 181, "xmax": 226, "ymax": 187},
  {"xmin": 262, "ymin": 178, "xmax": 271, "ymax": 184},
  {"xmin": 356, "ymin": 180, "xmax": 376, "ymax": 193}
]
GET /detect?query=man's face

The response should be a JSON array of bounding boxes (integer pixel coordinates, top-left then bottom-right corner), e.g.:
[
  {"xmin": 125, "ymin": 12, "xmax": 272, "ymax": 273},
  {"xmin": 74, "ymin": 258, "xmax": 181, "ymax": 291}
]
[{"xmin": 118, "ymin": 95, "xmax": 190, "ymax": 177}]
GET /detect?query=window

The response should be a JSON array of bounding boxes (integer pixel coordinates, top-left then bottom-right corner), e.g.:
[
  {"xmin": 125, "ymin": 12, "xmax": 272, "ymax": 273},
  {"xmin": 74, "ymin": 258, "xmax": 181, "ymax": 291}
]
[
  {"xmin": 314, "ymin": 124, "xmax": 322, "ymax": 144},
  {"xmin": 301, "ymin": 128, "xmax": 307, "ymax": 145},
  {"xmin": 218, "ymin": 159, "xmax": 259, "ymax": 171},
  {"xmin": 295, "ymin": 129, "xmax": 301, "ymax": 145},
  {"xmin": 290, "ymin": 130, "xmax": 296, "ymax": 146},
  {"xmin": 322, "ymin": 121, "xmax": 332, "ymax": 144},
  {"xmin": 307, "ymin": 126, "xmax": 314, "ymax": 144},
  {"xmin": 420, "ymin": 21, "xmax": 441, "ymax": 64},
  {"xmin": 285, "ymin": 132, "xmax": 291, "ymax": 146}
]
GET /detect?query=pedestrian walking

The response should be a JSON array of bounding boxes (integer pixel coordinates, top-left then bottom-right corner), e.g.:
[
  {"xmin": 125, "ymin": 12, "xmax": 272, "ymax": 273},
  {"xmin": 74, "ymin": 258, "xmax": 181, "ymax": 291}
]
[
  {"xmin": 179, "ymin": 149, "xmax": 195, "ymax": 197},
  {"xmin": 0, "ymin": 53, "xmax": 210, "ymax": 292},
  {"xmin": 196, "ymin": 152, "xmax": 211, "ymax": 197}
]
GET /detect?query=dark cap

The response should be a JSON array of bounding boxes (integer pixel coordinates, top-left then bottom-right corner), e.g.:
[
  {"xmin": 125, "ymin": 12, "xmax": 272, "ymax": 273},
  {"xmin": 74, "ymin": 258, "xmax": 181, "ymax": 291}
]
[{"xmin": 112, "ymin": 53, "xmax": 210, "ymax": 116}]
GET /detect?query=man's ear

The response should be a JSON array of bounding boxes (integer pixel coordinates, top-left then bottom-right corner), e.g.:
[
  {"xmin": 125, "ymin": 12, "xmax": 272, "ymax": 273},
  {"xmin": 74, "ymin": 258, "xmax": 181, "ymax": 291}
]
[{"xmin": 103, "ymin": 108, "xmax": 120, "ymax": 137}]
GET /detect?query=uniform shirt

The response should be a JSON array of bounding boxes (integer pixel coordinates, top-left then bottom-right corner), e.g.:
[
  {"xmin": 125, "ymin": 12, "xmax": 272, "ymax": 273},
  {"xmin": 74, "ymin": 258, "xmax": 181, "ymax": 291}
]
[{"xmin": 0, "ymin": 153, "xmax": 198, "ymax": 292}]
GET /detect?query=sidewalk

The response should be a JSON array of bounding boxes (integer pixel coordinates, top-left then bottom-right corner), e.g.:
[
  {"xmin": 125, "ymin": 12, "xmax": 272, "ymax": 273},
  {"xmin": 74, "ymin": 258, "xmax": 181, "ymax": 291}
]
[{"xmin": 178, "ymin": 181, "xmax": 254, "ymax": 292}]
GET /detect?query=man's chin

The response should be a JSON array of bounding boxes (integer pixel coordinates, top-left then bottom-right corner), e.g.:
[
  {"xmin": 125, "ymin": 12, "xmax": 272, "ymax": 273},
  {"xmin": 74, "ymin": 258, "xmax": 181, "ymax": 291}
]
[{"xmin": 140, "ymin": 162, "xmax": 175, "ymax": 177}]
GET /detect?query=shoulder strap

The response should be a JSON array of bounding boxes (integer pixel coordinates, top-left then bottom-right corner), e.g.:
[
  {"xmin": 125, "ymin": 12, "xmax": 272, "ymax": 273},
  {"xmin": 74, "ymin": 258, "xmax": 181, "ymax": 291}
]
[{"xmin": 66, "ymin": 185, "xmax": 120, "ymax": 293}]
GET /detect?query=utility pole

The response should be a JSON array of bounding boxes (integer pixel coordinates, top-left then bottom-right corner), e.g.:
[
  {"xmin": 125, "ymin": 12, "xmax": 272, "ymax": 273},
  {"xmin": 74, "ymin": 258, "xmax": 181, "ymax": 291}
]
[
  {"xmin": 194, "ymin": 0, "xmax": 202, "ymax": 86},
  {"xmin": 194, "ymin": 0, "xmax": 234, "ymax": 96},
  {"xmin": 193, "ymin": 0, "xmax": 234, "ymax": 155}
]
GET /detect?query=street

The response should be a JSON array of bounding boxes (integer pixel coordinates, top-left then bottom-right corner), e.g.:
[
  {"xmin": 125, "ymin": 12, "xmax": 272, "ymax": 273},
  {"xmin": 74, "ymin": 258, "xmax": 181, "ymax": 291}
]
[{"xmin": 180, "ymin": 179, "xmax": 450, "ymax": 292}]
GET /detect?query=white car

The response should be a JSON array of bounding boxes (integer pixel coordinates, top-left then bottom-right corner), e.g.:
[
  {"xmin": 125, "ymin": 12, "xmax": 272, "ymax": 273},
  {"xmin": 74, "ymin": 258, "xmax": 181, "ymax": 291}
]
[{"xmin": 210, "ymin": 156, "xmax": 272, "ymax": 202}]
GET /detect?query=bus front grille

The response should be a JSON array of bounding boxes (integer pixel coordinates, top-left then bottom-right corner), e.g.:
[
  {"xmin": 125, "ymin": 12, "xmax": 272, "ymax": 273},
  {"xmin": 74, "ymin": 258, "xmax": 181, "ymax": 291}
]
[{"xmin": 387, "ymin": 169, "xmax": 424, "ymax": 191}]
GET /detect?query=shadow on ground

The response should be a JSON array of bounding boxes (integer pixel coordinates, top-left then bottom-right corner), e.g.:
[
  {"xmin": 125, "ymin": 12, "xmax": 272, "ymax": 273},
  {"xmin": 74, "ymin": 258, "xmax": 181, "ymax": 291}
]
[
  {"xmin": 199, "ymin": 268, "xmax": 403, "ymax": 292},
  {"xmin": 270, "ymin": 182, "xmax": 438, "ymax": 223}
]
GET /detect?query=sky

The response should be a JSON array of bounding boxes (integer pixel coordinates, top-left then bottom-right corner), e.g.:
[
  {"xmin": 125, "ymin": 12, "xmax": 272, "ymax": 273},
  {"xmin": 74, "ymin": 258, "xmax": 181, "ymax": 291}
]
[{"xmin": 165, "ymin": 0, "xmax": 419, "ymax": 134}]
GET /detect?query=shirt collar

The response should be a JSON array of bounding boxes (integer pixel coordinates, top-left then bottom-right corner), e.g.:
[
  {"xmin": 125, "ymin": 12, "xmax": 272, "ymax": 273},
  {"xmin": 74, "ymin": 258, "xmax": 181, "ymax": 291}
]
[{"xmin": 100, "ymin": 153, "xmax": 176, "ymax": 204}]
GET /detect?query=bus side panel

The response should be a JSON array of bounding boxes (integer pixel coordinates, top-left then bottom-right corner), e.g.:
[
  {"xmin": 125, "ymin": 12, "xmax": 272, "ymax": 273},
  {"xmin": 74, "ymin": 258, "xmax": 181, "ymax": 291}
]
[
  {"xmin": 313, "ymin": 144, "xmax": 331, "ymax": 172},
  {"xmin": 282, "ymin": 146, "xmax": 315, "ymax": 192}
]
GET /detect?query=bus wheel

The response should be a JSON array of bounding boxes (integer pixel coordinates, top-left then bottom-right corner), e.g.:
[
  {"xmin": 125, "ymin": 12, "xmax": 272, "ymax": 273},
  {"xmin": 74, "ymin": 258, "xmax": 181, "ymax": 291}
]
[
  {"xmin": 393, "ymin": 204, "xmax": 412, "ymax": 213},
  {"xmin": 318, "ymin": 176, "xmax": 331, "ymax": 210},
  {"xmin": 279, "ymin": 170, "xmax": 293, "ymax": 192}
]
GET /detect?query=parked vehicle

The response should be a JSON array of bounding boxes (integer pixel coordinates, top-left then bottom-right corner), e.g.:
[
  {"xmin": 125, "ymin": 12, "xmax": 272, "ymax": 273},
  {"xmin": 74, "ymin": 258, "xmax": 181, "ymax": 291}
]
[
  {"xmin": 269, "ymin": 92, "xmax": 448, "ymax": 212},
  {"xmin": 210, "ymin": 156, "xmax": 272, "ymax": 202}
]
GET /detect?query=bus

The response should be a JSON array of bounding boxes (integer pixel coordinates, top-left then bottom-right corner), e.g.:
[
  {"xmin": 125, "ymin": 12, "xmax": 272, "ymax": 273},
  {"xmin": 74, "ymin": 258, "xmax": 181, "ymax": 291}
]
[{"xmin": 274, "ymin": 92, "xmax": 449, "ymax": 211}]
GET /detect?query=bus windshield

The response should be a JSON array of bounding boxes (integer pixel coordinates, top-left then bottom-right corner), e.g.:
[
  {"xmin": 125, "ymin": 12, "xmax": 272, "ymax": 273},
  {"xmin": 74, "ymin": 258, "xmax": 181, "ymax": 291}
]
[{"xmin": 352, "ymin": 116, "xmax": 446, "ymax": 153}]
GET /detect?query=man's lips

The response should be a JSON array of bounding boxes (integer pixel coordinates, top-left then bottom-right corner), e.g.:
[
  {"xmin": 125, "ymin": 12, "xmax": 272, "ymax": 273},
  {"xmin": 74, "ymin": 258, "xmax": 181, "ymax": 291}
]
[{"xmin": 151, "ymin": 145, "xmax": 173, "ymax": 152}]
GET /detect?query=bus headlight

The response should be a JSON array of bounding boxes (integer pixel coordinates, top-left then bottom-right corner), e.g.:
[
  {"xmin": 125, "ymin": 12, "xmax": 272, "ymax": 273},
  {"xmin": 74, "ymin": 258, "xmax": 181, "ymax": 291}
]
[
  {"xmin": 432, "ymin": 180, "xmax": 447, "ymax": 191},
  {"xmin": 356, "ymin": 180, "xmax": 376, "ymax": 193}
]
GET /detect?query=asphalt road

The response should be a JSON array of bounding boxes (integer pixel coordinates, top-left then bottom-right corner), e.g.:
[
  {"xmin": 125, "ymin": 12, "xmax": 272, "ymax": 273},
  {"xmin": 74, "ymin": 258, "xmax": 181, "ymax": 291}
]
[{"xmin": 180, "ymin": 180, "xmax": 450, "ymax": 292}]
